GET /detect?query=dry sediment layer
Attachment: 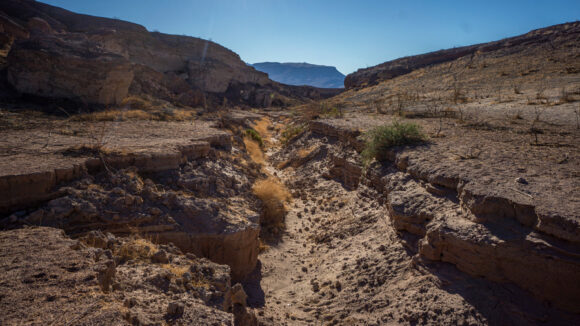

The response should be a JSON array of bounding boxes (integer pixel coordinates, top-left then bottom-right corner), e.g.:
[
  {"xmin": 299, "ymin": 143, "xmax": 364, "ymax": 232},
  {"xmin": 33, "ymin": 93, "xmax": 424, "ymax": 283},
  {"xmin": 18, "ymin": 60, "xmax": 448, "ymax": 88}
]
[
  {"xmin": 0, "ymin": 227, "xmax": 238, "ymax": 325},
  {"xmin": 1, "ymin": 120, "xmax": 261, "ymax": 282},
  {"xmin": 310, "ymin": 118, "xmax": 580, "ymax": 313}
]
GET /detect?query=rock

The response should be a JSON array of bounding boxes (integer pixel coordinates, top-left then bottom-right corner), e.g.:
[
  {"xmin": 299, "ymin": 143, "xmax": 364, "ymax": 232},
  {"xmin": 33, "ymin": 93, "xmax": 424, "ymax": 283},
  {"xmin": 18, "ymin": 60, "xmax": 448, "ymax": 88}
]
[
  {"xmin": 0, "ymin": 227, "xmax": 233, "ymax": 325},
  {"xmin": 7, "ymin": 33, "xmax": 134, "ymax": 105},
  {"xmin": 344, "ymin": 22, "xmax": 580, "ymax": 89},
  {"xmin": 151, "ymin": 250, "xmax": 169, "ymax": 264},
  {"xmin": 224, "ymin": 283, "xmax": 248, "ymax": 311},
  {"xmin": 0, "ymin": 0, "xmax": 341, "ymax": 108},
  {"xmin": 82, "ymin": 230, "xmax": 109, "ymax": 249},
  {"xmin": 166, "ymin": 301, "xmax": 184, "ymax": 317},
  {"xmin": 515, "ymin": 177, "xmax": 528, "ymax": 184},
  {"xmin": 96, "ymin": 258, "xmax": 116, "ymax": 293},
  {"xmin": 26, "ymin": 17, "xmax": 52, "ymax": 34}
]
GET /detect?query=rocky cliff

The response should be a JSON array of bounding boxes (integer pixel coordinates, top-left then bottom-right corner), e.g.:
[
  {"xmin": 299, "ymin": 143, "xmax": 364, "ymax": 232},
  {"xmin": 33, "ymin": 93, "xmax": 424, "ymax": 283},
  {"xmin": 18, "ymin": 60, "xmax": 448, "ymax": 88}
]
[
  {"xmin": 0, "ymin": 0, "xmax": 340, "ymax": 108},
  {"xmin": 252, "ymin": 62, "xmax": 345, "ymax": 89},
  {"xmin": 345, "ymin": 21, "xmax": 580, "ymax": 89}
]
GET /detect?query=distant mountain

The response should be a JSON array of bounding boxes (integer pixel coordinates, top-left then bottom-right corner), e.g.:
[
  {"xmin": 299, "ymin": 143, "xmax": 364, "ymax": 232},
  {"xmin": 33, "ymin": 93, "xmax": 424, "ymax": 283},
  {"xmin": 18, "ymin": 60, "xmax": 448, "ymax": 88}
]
[{"xmin": 252, "ymin": 62, "xmax": 345, "ymax": 89}]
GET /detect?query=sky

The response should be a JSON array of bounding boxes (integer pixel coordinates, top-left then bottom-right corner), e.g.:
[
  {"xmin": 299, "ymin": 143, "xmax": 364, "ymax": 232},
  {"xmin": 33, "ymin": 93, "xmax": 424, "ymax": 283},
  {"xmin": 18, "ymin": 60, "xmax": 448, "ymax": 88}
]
[{"xmin": 41, "ymin": 0, "xmax": 580, "ymax": 75}]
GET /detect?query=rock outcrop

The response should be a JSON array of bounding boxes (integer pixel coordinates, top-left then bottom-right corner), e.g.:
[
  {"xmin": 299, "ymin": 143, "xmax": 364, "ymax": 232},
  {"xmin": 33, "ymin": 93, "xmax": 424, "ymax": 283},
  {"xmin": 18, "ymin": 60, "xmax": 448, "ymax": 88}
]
[
  {"xmin": 0, "ymin": 227, "xmax": 236, "ymax": 325},
  {"xmin": 0, "ymin": 117, "xmax": 262, "ymax": 282},
  {"xmin": 7, "ymin": 33, "xmax": 134, "ymax": 105},
  {"xmin": 345, "ymin": 22, "xmax": 580, "ymax": 89},
  {"xmin": 299, "ymin": 118, "xmax": 580, "ymax": 314},
  {"xmin": 0, "ymin": 0, "xmax": 342, "ymax": 108}
]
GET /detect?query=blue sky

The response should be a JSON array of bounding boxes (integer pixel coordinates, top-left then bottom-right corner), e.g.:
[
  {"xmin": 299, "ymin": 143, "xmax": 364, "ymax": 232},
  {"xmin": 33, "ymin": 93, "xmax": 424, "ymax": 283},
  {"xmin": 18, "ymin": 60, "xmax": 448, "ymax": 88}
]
[{"xmin": 41, "ymin": 0, "xmax": 579, "ymax": 75}]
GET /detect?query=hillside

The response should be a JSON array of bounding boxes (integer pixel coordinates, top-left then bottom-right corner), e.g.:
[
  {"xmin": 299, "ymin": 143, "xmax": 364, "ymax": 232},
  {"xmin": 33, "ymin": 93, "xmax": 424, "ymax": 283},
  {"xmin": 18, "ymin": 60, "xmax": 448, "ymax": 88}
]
[
  {"xmin": 1, "ymin": 2, "xmax": 580, "ymax": 325},
  {"xmin": 252, "ymin": 62, "xmax": 345, "ymax": 88},
  {"xmin": 345, "ymin": 22, "xmax": 580, "ymax": 89},
  {"xmin": 0, "ymin": 0, "xmax": 340, "ymax": 110}
]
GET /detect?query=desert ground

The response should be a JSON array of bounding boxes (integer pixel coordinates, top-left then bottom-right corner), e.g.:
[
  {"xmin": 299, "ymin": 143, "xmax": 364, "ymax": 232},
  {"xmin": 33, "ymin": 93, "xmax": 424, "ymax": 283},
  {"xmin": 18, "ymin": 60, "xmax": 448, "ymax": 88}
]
[{"xmin": 1, "ymin": 2, "xmax": 579, "ymax": 325}]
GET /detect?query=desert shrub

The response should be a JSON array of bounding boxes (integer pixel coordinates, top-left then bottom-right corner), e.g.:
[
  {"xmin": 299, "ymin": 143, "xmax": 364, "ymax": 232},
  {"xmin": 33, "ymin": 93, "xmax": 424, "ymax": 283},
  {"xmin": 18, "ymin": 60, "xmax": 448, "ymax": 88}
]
[
  {"xmin": 243, "ymin": 137, "xmax": 265, "ymax": 165},
  {"xmin": 281, "ymin": 123, "xmax": 306, "ymax": 145},
  {"xmin": 253, "ymin": 178, "xmax": 291, "ymax": 236},
  {"xmin": 121, "ymin": 96, "xmax": 154, "ymax": 111},
  {"xmin": 301, "ymin": 101, "xmax": 345, "ymax": 120},
  {"xmin": 322, "ymin": 106, "xmax": 344, "ymax": 118},
  {"xmin": 361, "ymin": 121, "xmax": 426, "ymax": 165},
  {"xmin": 252, "ymin": 117, "xmax": 271, "ymax": 139},
  {"xmin": 245, "ymin": 128, "xmax": 263, "ymax": 147},
  {"xmin": 116, "ymin": 238, "xmax": 158, "ymax": 263}
]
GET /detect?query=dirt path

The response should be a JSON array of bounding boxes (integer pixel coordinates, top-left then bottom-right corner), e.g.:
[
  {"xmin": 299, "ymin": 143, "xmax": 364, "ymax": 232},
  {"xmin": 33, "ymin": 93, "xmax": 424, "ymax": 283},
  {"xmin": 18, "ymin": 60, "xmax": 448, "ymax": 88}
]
[
  {"xmin": 242, "ymin": 114, "xmax": 579, "ymax": 326},
  {"xmin": 244, "ymin": 115, "xmax": 478, "ymax": 325}
]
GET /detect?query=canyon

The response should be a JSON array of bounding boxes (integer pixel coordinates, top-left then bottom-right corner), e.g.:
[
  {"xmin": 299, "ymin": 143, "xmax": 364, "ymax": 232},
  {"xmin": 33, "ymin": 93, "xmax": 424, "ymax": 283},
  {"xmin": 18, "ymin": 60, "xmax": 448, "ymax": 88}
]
[{"xmin": 1, "ymin": 1, "xmax": 579, "ymax": 325}]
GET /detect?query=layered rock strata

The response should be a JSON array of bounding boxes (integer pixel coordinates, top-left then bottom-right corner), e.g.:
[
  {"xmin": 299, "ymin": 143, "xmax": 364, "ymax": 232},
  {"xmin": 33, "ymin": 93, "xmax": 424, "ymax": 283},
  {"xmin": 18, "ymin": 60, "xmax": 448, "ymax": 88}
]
[{"xmin": 305, "ymin": 119, "xmax": 580, "ymax": 313}]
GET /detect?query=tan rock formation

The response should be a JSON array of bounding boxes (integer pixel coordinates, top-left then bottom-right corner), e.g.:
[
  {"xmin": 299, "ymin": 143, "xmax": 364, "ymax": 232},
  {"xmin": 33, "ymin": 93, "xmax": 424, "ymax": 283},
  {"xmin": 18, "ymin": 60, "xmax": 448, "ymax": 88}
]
[
  {"xmin": 7, "ymin": 33, "xmax": 134, "ymax": 105},
  {"xmin": 0, "ymin": 227, "xmax": 235, "ymax": 325},
  {"xmin": 0, "ymin": 0, "xmax": 342, "ymax": 108},
  {"xmin": 345, "ymin": 22, "xmax": 580, "ymax": 89},
  {"xmin": 307, "ymin": 118, "xmax": 580, "ymax": 314}
]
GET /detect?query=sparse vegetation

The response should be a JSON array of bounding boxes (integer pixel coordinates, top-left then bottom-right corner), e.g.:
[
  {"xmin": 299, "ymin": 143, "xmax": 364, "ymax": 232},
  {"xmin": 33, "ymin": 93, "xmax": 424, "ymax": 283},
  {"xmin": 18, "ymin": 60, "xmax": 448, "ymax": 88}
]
[
  {"xmin": 71, "ymin": 107, "xmax": 198, "ymax": 122},
  {"xmin": 281, "ymin": 123, "xmax": 306, "ymax": 145},
  {"xmin": 558, "ymin": 87, "xmax": 574, "ymax": 104},
  {"xmin": 243, "ymin": 137, "xmax": 265, "ymax": 165},
  {"xmin": 300, "ymin": 101, "xmax": 345, "ymax": 120},
  {"xmin": 116, "ymin": 237, "xmax": 158, "ymax": 264},
  {"xmin": 361, "ymin": 121, "xmax": 426, "ymax": 165},
  {"xmin": 245, "ymin": 128, "xmax": 263, "ymax": 147},
  {"xmin": 253, "ymin": 177, "xmax": 292, "ymax": 237}
]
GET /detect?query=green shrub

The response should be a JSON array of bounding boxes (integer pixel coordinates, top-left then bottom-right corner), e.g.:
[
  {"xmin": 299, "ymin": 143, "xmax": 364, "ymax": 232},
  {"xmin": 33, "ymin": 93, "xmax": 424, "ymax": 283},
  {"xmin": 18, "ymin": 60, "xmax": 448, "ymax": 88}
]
[
  {"xmin": 281, "ymin": 124, "xmax": 306, "ymax": 145},
  {"xmin": 361, "ymin": 121, "xmax": 426, "ymax": 166},
  {"xmin": 245, "ymin": 128, "xmax": 263, "ymax": 147}
]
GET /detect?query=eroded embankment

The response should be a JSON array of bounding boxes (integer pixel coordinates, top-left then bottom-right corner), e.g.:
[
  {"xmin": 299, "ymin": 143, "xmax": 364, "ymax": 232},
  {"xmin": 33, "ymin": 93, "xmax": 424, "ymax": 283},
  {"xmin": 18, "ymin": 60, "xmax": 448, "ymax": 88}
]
[
  {"xmin": 308, "ymin": 119, "xmax": 580, "ymax": 312},
  {"xmin": 246, "ymin": 115, "xmax": 580, "ymax": 325},
  {"xmin": 0, "ymin": 117, "xmax": 267, "ymax": 284}
]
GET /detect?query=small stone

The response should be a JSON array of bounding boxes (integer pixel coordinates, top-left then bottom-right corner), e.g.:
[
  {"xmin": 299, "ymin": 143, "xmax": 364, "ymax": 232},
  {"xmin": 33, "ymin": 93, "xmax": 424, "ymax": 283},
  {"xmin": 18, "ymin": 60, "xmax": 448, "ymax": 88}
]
[
  {"xmin": 151, "ymin": 250, "xmax": 169, "ymax": 264},
  {"xmin": 167, "ymin": 301, "xmax": 185, "ymax": 317},
  {"xmin": 515, "ymin": 177, "xmax": 528, "ymax": 185},
  {"xmin": 301, "ymin": 266, "xmax": 308, "ymax": 272},
  {"xmin": 111, "ymin": 187, "xmax": 125, "ymax": 195}
]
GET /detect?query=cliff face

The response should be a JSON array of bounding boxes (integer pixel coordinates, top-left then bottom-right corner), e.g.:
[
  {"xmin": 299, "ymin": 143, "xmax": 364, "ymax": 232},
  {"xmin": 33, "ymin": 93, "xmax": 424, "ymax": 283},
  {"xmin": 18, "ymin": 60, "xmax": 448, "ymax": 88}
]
[
  {"xmin": 0, "ymin": 0, "xmax": 340, "ymax": 108},
  {"xmin": 345, "ymin": 22, "xmax": 580, "ymax": 89},
  {"xmin": 252, "ymin": 62, "xmax": 345, "ymax": 88}
]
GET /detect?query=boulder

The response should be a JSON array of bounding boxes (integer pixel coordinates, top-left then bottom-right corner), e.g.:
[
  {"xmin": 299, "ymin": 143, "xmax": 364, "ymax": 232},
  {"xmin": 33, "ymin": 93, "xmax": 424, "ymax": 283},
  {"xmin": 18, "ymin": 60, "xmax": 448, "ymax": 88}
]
[{"xmin": 7, "ymin": 33, "xmax": 134, "ymax": 105}]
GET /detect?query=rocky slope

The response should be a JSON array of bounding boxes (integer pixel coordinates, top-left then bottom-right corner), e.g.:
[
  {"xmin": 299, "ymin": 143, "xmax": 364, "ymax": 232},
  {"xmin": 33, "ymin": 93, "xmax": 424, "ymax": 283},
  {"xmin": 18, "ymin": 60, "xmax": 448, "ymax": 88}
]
[
  {"xmin": 0, "ymin": 227, "xmax": 256, "ymax": 325},
  {"xmin": 0, "ymin": 0, "xmax": 341, "ymax": 109},
  {"xmin": 252, "ymin": 62, "xmax": 345, "ymax": 89},
  {"xmin": 233, "ymin": 109, "xmax": 578, "ymax": 325},
  {"xmin": 345, "ymin": 21, "xmax": 580, "ymax": 89}
]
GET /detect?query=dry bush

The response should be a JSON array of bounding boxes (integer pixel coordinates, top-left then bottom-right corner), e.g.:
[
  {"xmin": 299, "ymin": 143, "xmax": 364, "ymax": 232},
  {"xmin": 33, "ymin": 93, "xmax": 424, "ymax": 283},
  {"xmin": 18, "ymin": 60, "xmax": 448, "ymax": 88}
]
[
  {"xmin": 243, "ymin": 138, "xmax": 265, "ymax": 165},
  {"xmin": 299, "ymin": 101, "xmax": 344, "ymax": 120},
  {"xmin": 116, "ymin": 238, "xmax": 158, "ymax": 263},
  {"xmin": 161, "ymin": 264, "xmax": 189, "ymax": 277},
  {"xmin": 71, "ymin": 106, "xmax": 198, "ymax": 122},
  {"xmin": 253, "ymin": 177, "xmax": 291, "ymax": 235},
  {"xmin": 557, "ymin": 87, "xmax": 575, "ymax": 104},
  {"xmin": 121, "ymin": 96, "xmax": 155, "ymax": 110},
  {"xmin": 252, "ymin": 117, "xmax": 271, "ymax": 140},
  {"xmin": 277, "ymin": 145, "xmax": 317, "ymax": 169},
  {"xmin": 280, "ymin": 123, "xmax": 306, "ymax": 145}
]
